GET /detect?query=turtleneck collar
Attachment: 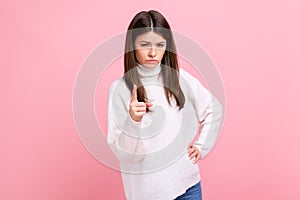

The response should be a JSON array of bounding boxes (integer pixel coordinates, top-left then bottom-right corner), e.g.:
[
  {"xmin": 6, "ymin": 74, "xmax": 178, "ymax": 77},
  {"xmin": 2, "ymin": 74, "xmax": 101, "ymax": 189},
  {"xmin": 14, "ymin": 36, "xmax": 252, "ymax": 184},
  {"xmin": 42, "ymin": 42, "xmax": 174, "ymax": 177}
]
[{"xmin": 137, "ymin": 62, "xmax": 162, "ymax": 78}]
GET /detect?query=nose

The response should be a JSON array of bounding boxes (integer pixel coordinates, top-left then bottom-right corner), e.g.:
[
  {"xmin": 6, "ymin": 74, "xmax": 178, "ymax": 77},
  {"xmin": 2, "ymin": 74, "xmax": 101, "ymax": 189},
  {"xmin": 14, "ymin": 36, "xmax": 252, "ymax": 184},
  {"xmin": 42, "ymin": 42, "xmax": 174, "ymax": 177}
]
[{"xmin": 148, "ymin": 47, "xmax": 157, "ymax": 57}]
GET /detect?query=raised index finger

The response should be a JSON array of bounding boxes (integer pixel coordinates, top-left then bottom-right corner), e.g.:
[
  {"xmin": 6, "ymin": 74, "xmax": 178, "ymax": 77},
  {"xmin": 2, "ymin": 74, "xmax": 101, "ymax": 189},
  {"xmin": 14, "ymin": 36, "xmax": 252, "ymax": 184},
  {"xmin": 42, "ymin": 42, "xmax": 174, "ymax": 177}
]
[{"xmin": 131, "ymin": 84, "xmax": 138, "ymax": 102}]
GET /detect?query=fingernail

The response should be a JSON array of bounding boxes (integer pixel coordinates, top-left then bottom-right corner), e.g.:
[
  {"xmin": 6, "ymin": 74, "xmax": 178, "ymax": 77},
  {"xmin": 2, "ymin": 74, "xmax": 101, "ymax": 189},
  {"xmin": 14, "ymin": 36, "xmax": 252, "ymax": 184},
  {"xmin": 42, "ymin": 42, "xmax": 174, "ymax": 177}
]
[{"xmin": 145, "ymin": 102, "xmax": 153, "ymax": 107}]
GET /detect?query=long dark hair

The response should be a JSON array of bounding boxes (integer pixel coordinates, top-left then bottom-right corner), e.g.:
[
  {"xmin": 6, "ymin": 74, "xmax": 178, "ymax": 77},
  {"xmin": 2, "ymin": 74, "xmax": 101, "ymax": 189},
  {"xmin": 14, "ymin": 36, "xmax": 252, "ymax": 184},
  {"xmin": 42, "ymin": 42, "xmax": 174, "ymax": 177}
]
[{"xmin": 124, "ymin": 10, "xmax": 185, "ymax": 110}]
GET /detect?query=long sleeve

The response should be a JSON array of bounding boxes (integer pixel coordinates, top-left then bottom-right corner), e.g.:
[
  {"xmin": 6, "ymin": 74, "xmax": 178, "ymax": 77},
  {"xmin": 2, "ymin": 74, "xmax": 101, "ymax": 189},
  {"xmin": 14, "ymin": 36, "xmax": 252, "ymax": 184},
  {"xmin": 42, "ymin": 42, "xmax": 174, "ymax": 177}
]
[
  {"xmin": 179, "ymin": 69, "xmax": 223, "ymax": 159},
  {"xmin": 194, "ymin": 95, "xmax": 223, "ymax": 159},
  {"xmin": 106, "ymin": 80, "xmax": 147, "ymax": 163},
  {"xmin": 191, "ymin": 77, "xmax": 223, "ymax": 159}
]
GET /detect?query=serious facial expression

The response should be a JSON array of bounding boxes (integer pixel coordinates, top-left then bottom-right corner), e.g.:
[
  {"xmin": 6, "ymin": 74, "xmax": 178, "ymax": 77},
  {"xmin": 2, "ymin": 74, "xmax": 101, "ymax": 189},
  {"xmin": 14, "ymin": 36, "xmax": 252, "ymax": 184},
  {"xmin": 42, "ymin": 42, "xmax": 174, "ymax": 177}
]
[{"xmin": 134, "ymin": 31, "xmax": 167, "ymax": 68}]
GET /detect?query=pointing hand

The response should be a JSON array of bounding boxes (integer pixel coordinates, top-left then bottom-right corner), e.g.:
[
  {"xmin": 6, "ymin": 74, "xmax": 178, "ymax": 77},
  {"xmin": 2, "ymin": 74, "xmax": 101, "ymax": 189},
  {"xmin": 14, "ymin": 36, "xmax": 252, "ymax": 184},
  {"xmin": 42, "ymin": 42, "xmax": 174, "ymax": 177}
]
[{"xmin": 129, "ymin": 85, "xmax": 152, "ymax": 122}]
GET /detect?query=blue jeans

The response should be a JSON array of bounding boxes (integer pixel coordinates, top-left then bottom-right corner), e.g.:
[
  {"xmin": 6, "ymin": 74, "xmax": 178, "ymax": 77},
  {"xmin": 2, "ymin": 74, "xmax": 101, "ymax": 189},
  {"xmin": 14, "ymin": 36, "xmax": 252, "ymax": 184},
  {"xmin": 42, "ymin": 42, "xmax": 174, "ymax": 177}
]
[{"xmin": 174, "ymin": 182, "xmax": 202, "ymax": 200}]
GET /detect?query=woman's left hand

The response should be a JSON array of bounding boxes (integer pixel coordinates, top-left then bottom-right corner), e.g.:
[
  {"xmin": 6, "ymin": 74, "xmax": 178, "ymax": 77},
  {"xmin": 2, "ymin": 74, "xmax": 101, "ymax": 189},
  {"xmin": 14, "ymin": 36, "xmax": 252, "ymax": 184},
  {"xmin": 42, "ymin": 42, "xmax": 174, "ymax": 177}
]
[{"xmin": 187, "ymin": 144, "xmax": 201, "ymax": 164}]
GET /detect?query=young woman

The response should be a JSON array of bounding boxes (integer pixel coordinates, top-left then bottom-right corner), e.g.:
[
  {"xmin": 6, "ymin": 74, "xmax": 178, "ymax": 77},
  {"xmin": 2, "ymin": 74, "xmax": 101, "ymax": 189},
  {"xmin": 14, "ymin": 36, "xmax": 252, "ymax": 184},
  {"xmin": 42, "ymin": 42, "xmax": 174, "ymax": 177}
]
[{"xmin": 107, "ymin": 10, "xmax": 223, "ymax": 200}]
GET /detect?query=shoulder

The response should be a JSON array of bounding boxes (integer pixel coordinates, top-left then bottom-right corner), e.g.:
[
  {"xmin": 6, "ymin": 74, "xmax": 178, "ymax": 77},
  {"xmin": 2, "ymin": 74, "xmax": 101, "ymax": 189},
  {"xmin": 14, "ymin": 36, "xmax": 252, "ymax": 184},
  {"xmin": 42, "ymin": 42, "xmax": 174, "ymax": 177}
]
[
  {"xmin": 108, "ymin": 77, "xmax": 131, "ymax": 103},
  {"xmin": 179, "ymin": 68, "xmax": 203, "ymax": 88},
  {"xmin": 179, "ymin": 68, "xmax": 213, "ymax": 101},
  {"xmin": 179, "ymin": 68, "xmax": 200, "ymax": 83},
  {"xmin": 108, "ymin": 77, "xmax": 127, "ymax": 94}
]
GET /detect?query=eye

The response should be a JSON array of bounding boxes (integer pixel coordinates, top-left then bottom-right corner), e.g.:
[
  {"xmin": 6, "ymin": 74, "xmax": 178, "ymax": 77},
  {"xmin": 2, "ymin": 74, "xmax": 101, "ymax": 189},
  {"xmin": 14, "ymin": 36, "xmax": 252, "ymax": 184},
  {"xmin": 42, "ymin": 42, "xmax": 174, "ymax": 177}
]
[
  {"xmin": 157, "ymin": 43, "xmax": 165, "ymax": 48},
  {"xmin": 140, "ymin": 43, "xmax": 149, "ymax": 47}
]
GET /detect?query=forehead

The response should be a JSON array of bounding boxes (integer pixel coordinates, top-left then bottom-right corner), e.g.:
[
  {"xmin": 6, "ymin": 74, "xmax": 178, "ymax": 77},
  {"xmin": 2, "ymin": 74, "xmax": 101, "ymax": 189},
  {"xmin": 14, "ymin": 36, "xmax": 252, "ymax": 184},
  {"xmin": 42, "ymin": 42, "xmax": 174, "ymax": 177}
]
[{"xmin": 135, "ymin": 31, "xmax": 166, "ymax": 43}]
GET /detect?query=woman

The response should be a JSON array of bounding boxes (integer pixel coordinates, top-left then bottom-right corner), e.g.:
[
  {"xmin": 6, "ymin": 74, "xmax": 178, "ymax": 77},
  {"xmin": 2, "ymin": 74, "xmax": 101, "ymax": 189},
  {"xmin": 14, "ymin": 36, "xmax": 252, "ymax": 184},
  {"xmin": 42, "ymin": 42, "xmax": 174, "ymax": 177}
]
[{"xmin": 107, "ymin": 10, "xmax": 223, "ymax": 200}]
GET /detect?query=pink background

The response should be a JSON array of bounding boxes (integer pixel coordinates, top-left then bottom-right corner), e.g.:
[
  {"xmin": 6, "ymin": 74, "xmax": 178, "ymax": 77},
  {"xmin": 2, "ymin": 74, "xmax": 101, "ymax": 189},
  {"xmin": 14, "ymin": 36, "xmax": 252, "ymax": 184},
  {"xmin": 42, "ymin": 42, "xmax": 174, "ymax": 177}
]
[{"xmin": 1, "ymin": 0, "xmax": 299, "ymax": 199}]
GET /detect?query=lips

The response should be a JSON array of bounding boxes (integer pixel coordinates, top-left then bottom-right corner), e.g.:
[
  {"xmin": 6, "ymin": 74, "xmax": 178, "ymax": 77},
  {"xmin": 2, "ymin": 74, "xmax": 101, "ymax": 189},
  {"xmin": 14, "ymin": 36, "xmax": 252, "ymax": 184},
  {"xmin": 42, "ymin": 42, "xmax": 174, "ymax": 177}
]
[{"xmin": 146, "ymin": 60, "xmax": 158, "ymax": 63}]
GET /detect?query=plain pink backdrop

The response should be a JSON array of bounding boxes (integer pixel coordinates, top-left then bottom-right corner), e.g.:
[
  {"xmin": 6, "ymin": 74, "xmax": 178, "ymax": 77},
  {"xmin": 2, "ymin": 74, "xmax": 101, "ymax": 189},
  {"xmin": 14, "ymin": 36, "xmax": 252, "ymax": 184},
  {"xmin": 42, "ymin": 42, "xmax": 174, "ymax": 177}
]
[{"xmin": 1, "ymin": 0, "xmax": 299, "ymax": 199}]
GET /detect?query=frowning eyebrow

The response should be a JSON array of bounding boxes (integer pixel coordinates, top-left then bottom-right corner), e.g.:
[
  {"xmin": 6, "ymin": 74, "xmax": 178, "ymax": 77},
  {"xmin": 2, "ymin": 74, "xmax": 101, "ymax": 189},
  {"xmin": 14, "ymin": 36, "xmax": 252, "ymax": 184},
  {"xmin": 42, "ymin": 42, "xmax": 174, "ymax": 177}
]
[{"xmin": 139, "ymin": 41, "xmax": 166, "ymax": 44}]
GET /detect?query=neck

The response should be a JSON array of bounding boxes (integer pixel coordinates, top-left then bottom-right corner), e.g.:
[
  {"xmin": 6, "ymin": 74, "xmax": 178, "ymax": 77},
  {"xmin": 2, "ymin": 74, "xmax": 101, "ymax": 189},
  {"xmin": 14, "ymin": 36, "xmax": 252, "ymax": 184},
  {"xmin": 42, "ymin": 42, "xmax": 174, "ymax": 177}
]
[{"xmin": 137, "ymin": 62, "xmax": 162, "ymax": 78}]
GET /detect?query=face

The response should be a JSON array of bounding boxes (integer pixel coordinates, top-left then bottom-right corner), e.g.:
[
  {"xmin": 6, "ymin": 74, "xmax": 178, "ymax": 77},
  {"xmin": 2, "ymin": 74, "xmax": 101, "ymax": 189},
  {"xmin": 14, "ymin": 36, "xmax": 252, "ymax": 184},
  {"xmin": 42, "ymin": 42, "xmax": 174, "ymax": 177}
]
[{"xmin": 134, "ymin": 31, "xmax": 167, "ymax": 68}]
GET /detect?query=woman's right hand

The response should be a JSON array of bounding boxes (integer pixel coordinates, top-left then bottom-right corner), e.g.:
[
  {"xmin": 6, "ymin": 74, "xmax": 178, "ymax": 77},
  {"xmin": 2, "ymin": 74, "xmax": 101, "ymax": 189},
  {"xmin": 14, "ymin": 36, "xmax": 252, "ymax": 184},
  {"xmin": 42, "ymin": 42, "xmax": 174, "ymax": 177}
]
[{"xmin": 129, "ymin": 85, "xmax": 152, "ymax": 122}]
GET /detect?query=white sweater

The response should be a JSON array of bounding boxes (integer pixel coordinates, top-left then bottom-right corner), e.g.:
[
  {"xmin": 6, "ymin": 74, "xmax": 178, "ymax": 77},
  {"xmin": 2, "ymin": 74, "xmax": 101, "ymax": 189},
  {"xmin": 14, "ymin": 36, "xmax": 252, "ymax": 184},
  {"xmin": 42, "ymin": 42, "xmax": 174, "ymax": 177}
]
[{"xmin": 107, "ymin": 63, "xmax": 223, "ymax": 200}]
